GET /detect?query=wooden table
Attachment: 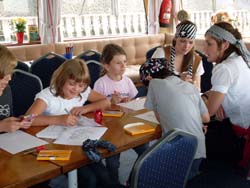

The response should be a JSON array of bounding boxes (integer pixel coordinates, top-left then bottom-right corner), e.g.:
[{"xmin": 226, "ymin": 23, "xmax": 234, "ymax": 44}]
[
  {"xmin": 0, "ymin": 150, "xmax": 61, "ymax": 188},
  {"xmin": 1, "ymin": 107, "xmax": 161, "ymax": 188}
]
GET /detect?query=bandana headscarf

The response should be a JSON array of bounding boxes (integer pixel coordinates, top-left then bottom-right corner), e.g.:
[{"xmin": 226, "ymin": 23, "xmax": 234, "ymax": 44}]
[
  {"xmin": 205, "ymin": 25, "xmax": 250, "ymax": 64},
  {"xmin": 175, "ymin": 22, "xmax": 197, "ymax": 39}
]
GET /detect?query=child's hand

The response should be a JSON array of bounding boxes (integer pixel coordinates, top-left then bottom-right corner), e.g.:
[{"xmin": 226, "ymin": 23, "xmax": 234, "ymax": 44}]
[
  {"xmin": 61, "ymin": 114, "xmax": 78, "ymax": 126},
  {"xmin": 111, "ymin": 91, "xmax": 122, "ymax": 104},
  {"xmin": 0, "ymin": 117, "xmax": 22, "ymax": 132},
  {"xmin": 120, "ymin": 97, "xmax": 131, "ymax": 103},
  {"xmin": 70, "ymin": 107, "xmax": 88, "ymax": 116}
]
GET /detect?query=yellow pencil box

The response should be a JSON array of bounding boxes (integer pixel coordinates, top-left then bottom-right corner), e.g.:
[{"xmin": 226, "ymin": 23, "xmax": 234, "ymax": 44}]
[
  {"xmin": 37, "ymin": 150, "xmax": 72, "ymax": 161},
  {"xmin": 123, "ymin": 122, "xmax": 156, "ymax": 136},
  {"xmin": 102, "ymin": 110, "xmax": 124, "ymax": 117}
]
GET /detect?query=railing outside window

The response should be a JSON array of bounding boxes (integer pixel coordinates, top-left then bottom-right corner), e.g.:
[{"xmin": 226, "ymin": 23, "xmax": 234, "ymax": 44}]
[
  {"xmin": 189, "ymin": 10, "xmax": 250, "ymax": 38},
  {"xmin": 0, "ymin": 10, "xmax": 250, "ymax": 44},
  {"xmin": 61, "ymin": 13, "xmax": 147, "ymax": 39}
]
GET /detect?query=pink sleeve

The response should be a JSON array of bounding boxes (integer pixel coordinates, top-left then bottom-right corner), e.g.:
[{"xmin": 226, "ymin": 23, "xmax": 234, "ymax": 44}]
[{"xmin": 128, "ymin": 78, "xmax": 138, "ymax": 98}]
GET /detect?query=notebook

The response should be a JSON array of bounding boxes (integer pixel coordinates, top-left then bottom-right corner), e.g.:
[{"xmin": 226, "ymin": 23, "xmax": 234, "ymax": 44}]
[
  {"xmin": 123, "ymin": 122, "xmax": 156, "ymax": 136},
  {"xmin": 37, "ymin": 150, "xmax": 72, "ymax": 161}
]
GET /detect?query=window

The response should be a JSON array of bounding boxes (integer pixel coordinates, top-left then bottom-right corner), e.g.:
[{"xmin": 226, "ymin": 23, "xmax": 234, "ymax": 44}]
[
  {"xmin": 182, "ymin": 0, "xmax": 250, "ymax": 38},
  {"xmin": 0, "ymin": 0, "xmax": 146, "ymax": 43},
  {"xmin": 0, "ymin": 0, "xmax": 38, "ymax": 43},
  {"xmin": 61, "ymin": 0, "xmax": 147, "ymax": 40}
]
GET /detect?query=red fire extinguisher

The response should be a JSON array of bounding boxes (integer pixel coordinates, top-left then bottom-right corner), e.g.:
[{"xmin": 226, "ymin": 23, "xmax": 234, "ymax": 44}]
[{"xmin": 159, "ymin": 0, "xmax": 172, "ymax": 27}]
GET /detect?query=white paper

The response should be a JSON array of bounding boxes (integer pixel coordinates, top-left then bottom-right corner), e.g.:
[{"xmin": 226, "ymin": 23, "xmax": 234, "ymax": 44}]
[
  {"xmin": 36, "ymin": 125, "xmax": 67, "ymax": 139},
  {"xmin": 77, "ymin": 116, "xmax": 102, "ymax": 127},
  {"xmin": 117, "ymin": 98, "xmax": 146, "ymax": 111},
  {"xmin": 134, "ymin": 111, "xmax": 159, "ymax": 124},
  {"xmin": 36, "ymin": 116, "xmax": 101, "ymax": 139},
  {"xmin": 54, "ymin": 126, "xmax": 108, "ymax": 145},
  {"xmin": 0, "ymin": 130, "xmax": 48, "ymax": 154}
]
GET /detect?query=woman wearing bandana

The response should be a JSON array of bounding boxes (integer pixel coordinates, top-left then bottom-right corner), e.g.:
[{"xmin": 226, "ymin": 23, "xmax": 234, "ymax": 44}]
[
  {"xmin": 202, "ymin": 22, "xmax": 250, "ymax": 175},
  {"xmin": 141, "ymin": 20, "xmax": 204, "ymax": 90}
]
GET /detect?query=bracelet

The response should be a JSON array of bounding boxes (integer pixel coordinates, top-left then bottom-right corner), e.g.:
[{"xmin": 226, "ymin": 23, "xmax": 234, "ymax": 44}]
[{"xmin": 201, "ymin": 93, "xmax": 208, "ymax": 100}]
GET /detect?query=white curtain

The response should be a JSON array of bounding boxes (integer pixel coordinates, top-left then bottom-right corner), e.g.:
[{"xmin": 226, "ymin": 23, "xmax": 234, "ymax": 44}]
[
  {"xmin": 171, "ymin": 0, "xmax": 182, "ymax": 33},
  {"xmin": 38, "ymin": 0, "xmax": 62, "ymax": 44},
  {"xmin": 147, "ymin": 0, "xmax": 162, "ymax": 34}
]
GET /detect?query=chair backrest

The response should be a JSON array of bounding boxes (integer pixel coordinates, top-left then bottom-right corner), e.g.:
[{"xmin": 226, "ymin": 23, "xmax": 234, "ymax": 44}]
[
  {"xmin": 76, "ymin": 49, "xmax": 101, "ymax": 62},
  {"xmin": 146, "ymin": 45, "xmax": 161, "ymax": 59},
  {"xmin": 30, "ymin": 52, "xmax": 66, "ymax": 88},
  {"xmin": 85, "ymin": 60, "xmax": 103, "ymax": 88},
  {"xmin": 9, "ymin": 69, "xmax": 43, "ymax": 116},
  {"xmin": 130, "ymin": 129, "xmax": 198, "ymax": 188},
  {"xmin": 15, "ymin": 61, "xmax": 30, "ymax": 72}
]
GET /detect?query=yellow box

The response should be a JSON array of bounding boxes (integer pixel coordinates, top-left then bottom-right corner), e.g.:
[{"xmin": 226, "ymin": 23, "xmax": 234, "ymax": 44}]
[{"xmin": 37, "ymin": 150, "xmax": 72, "ymax": 161}]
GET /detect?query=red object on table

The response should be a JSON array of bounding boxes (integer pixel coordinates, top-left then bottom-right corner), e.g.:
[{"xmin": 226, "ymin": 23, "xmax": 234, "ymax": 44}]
[{"xmin": 94, "ymin": 110, "xmax": 103, "ymax": 124}]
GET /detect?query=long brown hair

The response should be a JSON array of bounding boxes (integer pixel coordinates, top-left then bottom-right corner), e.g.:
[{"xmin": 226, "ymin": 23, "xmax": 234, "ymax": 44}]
[
  {"xmin": 172, "ymin": 20, "xmax": 196, "ymax": 72},
  {"xmin": 0, "ymin": 45, "xmax": 17, "ymax": 79},
  {"xmin": 50, "ymin": 58, "xmax": 90, "ymax": 97}
]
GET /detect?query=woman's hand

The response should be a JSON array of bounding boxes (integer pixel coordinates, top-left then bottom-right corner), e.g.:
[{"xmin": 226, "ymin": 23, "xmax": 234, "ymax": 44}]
[
  {"xmin": 60, "ymin": 114, "xmax": 79, "ymax": 126},
  {"xmin": 180, "ymin": 72, "xmax": 193, "ymax": 83},
  {"xmin": 0, "ymin": 117, "xmax": 22, "ymax": 132},
  {"xmin": 19, "ymin": 114, "xmax": 37, "ymax": 129},
  {"xmin": 215, "ymin": 105, "xmax": 226, "ymax": 121}
]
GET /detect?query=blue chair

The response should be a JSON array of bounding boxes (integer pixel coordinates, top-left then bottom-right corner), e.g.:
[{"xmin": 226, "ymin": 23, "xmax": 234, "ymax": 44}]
[
  {"xmin": 85, "ymin": 60, "xmax": 103, "ymax": 88},
  {"xmin": 76, "ymin": 49, "xmax": 101, "ymax": 62},
  {"xmin": 130, "ymin": 129, "xmax": 198, "ymax": 188},
  {"xmin": 15, "ymin": 61, "xmax": 30, "ymax": 72},
  {"xmin": 76, "ymin": 50, "xmax": 103, "ymax": 88},
  {"xmin": 9, "ymin": 69, "xmax": 43, "ymax": 117},
  {"xmin": 30, "ymin": 52, "xmax": 67, "ymax": 88},
  {"xmin": 146, "ymin": 46, "xmax": 161, "ymax": 59}
]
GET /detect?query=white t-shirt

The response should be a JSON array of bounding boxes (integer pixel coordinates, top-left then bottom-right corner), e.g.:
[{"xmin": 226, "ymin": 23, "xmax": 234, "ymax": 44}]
[
  {"xmin": 93, "ymin": 74, "xmax": 138, "ymax": 100},
  {"xmin": 152, "ymin": 47, "xmax": 204, "ymax": 76},
  {"xmin": 35, "ymin": 86, "xmax": 91, "ymax": 115},
  {"xmin": 211, "ymin": 53, "xmax": 250, "ymax": 128},
  {"xmin": 145, "ymin": 76, "xmax": 208, "ymax": 159}
]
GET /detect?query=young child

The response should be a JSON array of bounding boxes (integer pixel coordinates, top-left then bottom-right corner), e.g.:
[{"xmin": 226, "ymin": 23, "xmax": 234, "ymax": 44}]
[
  {"xmin": 0, "ymin": 45, "xmax": 32, "ymax": 132},
  {"xmin": 94, "ymin": 43, "xmax": 138, "ymax": 104},
  {"xmin": 26, "ymin": 59, "xmax": 116, "ymax": 188},
  {"xmin": 94, "ymin": 43, "xmax": 148, "ymax": 184},
  {"xmin": 27, "ymin": 58, "xmax": 110, "ymax": 126},
  {"xmin": 145, "ymin": 69, "xmax": 210, "ymax": 179}
]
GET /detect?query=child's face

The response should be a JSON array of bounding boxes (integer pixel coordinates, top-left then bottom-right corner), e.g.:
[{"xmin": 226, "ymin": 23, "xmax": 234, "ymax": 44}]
[
  {"xmin": 0, "ymin": 74, "xmax": 11, "ymax": 96},
  {"xmin": 62, "ymin": 79, "xmax": 86, "ymax": 99},
  {"xmin": 105, "ymin": 54, "xmax": 127, "ymax": 77},
  {"xmin": 175, "ymin": 38, "xmax": 195, "ymax": 55}
]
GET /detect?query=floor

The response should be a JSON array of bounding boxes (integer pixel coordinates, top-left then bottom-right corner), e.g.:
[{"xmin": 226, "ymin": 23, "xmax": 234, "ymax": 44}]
[{"xmin": 118, "ymin": 149, "xmax": 137, "ymax": 184}]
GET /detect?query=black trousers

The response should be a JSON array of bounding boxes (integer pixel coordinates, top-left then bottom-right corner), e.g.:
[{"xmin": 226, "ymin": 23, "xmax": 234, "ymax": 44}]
[{"xmin": 205, "ymin": 118, "xmax": 245, "ymax": 165}]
